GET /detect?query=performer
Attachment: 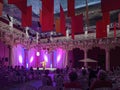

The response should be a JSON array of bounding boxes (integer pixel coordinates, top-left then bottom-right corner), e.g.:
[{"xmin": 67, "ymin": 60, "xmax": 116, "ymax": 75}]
[{"xmin": 41, "ymin": 60, "xmax": 46, "ymax": 70}]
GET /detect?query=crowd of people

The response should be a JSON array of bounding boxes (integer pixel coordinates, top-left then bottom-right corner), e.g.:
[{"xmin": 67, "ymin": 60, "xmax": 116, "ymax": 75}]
[{"xmin": 0, "ymin": 64, "xmax": 119, "ymax": 90}]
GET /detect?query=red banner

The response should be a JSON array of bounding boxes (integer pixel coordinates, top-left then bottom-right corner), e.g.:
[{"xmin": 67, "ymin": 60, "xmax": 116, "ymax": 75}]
[
  {"xmin": 0, "ymin": 0, "xmax": 3, "ymax": 3},
  {"xmin": 67, "ymin": 0, "xmax": 75, "ymax": 17},
  {"xmin": 60, "ymin": 5, "xmax": 66, "ymax": 36},
  {"xmin": 71, "ymin": 14, "xmax": 83, "ymax": 39},
  {"xmin": 22, "ymin": 6, "xmax": 32, "ymax": 27},
  {"xmin": 96, "ymin": 20, "xmax": 107, "ymax": 38},
  {"xmin": 55, "ymin": 18, "xmax": 60, "ymax": 33},
  {"xmin": 8, "ymin": 0, "xmax": 27, "ymax": 13},
  {"xmin": 102, "ymin": 12, "xmax": 110, "ymax": 25},
  {"xmin": 41, "ymin": 0, "xmax": 54, "ymax": 32},
  {"xmin": 101, "ymin": 0, "xmax": 120, "ymax": 12}
]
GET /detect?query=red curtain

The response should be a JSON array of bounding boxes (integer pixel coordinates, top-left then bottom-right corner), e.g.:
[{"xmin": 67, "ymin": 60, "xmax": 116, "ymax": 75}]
[
  {"xmin": 71, "ymin": 14, "xmax": 83, "ymax": 39},
  {"xmin": 101, "ymin": 0, "xmax": 120, "ymax": 13},
  {"xmin": 41, "ymin": 0, "xmax": 54, "ymax": 32},
  {"xmin": 96, "ymin": 20, "xmax": 107, "ymax": 38},
  {"xmin": 67, "ymin": 0, "xmax": 75, "ymax": 17},
  {"xmin": 60, "ymin": 5, "xmax": 66, "ymax": 36},
  {"xmin": 8, "ymin": 0, "xmax": 27, "ymax": 13},
  {"xmin": 102, "ymin": 12, "xmax": 110, "ymax": 25},
  {"xmin": 22, "ymin": 6, "xmax": 32, "ymax": 27}
]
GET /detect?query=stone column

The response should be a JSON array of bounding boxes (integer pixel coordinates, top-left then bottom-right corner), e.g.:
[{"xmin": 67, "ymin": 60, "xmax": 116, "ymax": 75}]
[{"xmin": 105, "ymin": 48, "xmax": 110, "ymax": 71}]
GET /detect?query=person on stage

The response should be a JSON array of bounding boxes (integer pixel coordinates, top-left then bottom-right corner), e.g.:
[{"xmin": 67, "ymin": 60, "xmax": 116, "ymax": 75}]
[{"xmin": 41, "ymin": 60, "xmax": 46, "ymax": 70}]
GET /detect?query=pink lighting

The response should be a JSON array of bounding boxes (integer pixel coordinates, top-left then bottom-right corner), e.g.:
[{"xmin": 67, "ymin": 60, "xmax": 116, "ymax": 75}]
[
  {"xmin": 36, "ymin": 51, "xmax": 40, "ymax": 56},
  {"xmin": 30, "ymin": 56, "xmax": 34, "ymax": 63},
  {"xmin": 44, "ymin": 55, "xmax": 48, "ymax": 62},
  {"xmin": 57, "ymin": 54, "xmax": 61, "ymax": 62},
  {"xmin": 19, "ymin": 55, "xmax": 23, "ymax": 64}
]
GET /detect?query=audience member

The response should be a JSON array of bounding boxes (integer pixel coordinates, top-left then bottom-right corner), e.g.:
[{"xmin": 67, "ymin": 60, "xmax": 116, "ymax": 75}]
[{"xmin": 90, "ymin": 70, "xmax": 112, "ymax": 90}]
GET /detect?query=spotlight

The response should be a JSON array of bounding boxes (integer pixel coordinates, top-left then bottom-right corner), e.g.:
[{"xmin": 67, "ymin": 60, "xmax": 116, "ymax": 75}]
[{"xmin": 36, "ymin": 51, "xmax": 40, "ymax": 56}]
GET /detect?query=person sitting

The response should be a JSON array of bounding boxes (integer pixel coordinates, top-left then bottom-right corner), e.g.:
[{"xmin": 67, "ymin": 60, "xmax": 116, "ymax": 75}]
[
  {"xmin": 90, "ymin": 70, "xmax": 112, "ymax": 90},
  {"xmin": 54, "ymin": 68, "xmax": 64, "ymax": 90},
  {"xmin": 42, "ymin": 70, "xmax": 53, "ymax": 86},
  {"xmin": 64, "ymin": 71, "xmax": 82, "ymax": 89},
  {"xmin": 78, "ymin": 68, "xmax": 89, "ymax": 90}
]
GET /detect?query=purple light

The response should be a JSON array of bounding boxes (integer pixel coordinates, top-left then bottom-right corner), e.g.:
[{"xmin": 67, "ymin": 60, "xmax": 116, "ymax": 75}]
[
  {"xmin": 26, "ymin": 63, "xmax": 28, "ymax": 68},
  {"xmin": 30, "ymin": 56, "xmax": 34, "ymax": 63},
  {"xmin": 19, "ymin": 55, "xmax": 23, "ymax": 64},
  {"xmin": 36, "ymin": 51, "xmax": 40, "ymax": 56}
]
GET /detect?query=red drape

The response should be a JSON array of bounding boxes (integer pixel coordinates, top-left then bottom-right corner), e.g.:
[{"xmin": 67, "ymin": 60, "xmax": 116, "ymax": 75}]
[
  {"xmin": 67, "ymin": 0, "xmax": 75, "ymax": 17},
  {"xmin": 60, "ymin": 5, "xmax": 66, "ymax": 36},
  {"xmin": 41, "ymin": 0, "xmax": 54, "ymax": 32},
  {"xmin": 22, "ymin": 6, "xmax": 32, "ymax": 27},
  {"xmin": 71, "ymin": 14, "xmax": 83, "ymax": 39},
  {"xmin": 101, "ymin": 0, "xmax": 120, "ymax": 13},
  {"xmin": 8, "ymin": 0, "xmax": 27, "ymax": 13},
  {"xmin": 96, "ymin": 20, "xmax": 107, "ymax": 38}
]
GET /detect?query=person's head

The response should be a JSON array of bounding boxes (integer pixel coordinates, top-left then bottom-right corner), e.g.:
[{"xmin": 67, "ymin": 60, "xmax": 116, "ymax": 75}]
[
  {"xmin": 69, "ymin": 71, "xmax": 78, "ymax": 82},
  {"xmin": 45, "ymin": 70, "xmax": 49, "ymax": 75},
  {"xmin": 81, "ymin": 69, "xmax": 87, "ymax": 75},
  {"xmin": 97, "ymin": 70, "xmax": 107, "ymax": 80},
  {"xmin": 56, "ymin": 68, "xmax": 60, "ymax": 74}
]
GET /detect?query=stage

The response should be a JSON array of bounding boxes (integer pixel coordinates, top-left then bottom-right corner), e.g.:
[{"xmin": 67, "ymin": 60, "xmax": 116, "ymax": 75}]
[{"xmin": 33, "ymin": 68, "xmax": 57, "ymax": 71}]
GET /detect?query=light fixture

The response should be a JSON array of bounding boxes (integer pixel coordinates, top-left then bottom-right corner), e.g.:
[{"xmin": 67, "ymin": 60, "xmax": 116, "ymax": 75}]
[{"xmin": 36, "ymin": 51, "xmax": 40, "ymax": 56}]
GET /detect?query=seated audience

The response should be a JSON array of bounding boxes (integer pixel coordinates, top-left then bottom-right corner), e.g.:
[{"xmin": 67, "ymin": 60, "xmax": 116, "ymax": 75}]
[
  {"xmin": 90, "ymin": 70, "xmax": 112, "ymax": 90},
  {"xmin": 64, "ymin": 71, "xmax": 82, "ymax": 89},
  {"xmin": 78, "ymin": 68, "xmax": 89, "ymax": 90},
  {"xmin": 42, "ymin": 70, "xmax": 53, "ymax": 86},
  {"xmin": 54, "ymin": 68, "xmax": 64, "ymax": 90}
]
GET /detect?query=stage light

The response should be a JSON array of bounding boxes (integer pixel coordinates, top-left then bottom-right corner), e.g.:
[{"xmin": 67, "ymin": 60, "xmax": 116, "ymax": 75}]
[
  {"xmin": 36, "ymin": 51, "xmax": 40, "ymax": 56},
  {"xmin": 30, "ymin": 56, "xmax": 34, "ymax": 63},
  {"xmin": 26, "ymin": 63, "xmax": 28, "ymax": 68},
  {"xmin": 44, "ymin": 55, "xmax": 48, "ymax": 62},
  {"xmin": 57, "ymin": 54, "xmax": 61, "ymax": 63},
  {"xmin": 19, "ymin": 55, "xmax": 23, "ymax": 64}
]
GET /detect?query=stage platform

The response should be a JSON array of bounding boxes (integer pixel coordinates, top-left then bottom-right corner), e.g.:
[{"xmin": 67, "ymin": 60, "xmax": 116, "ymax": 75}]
[{"xmin": 33, "ymin": 68, "xmax": 57, "ymax": 71}]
